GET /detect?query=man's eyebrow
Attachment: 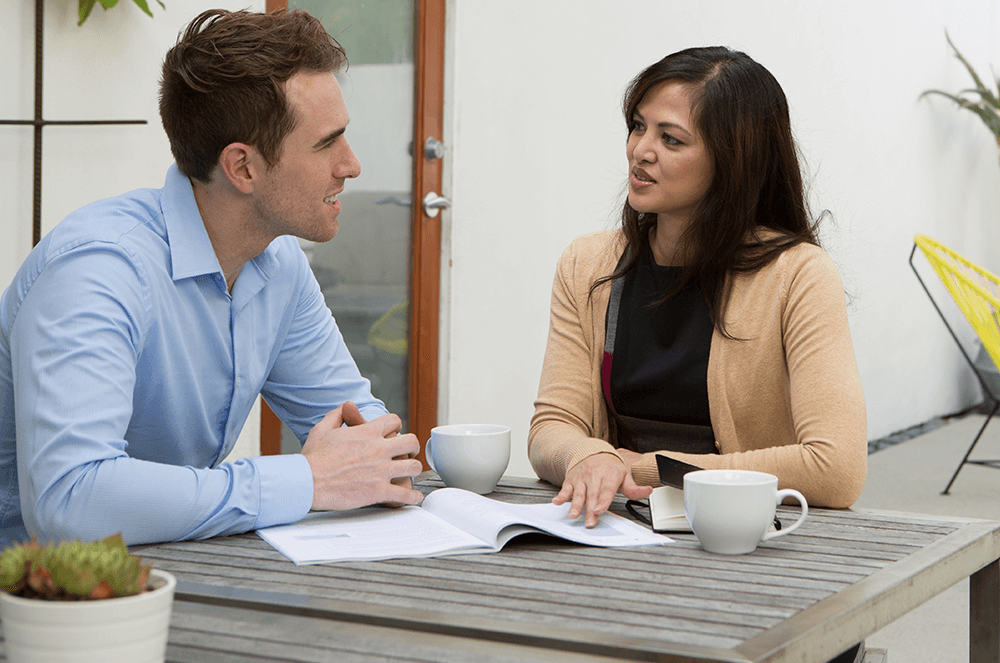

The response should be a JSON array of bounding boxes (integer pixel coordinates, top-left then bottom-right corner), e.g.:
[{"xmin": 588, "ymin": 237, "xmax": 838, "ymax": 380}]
[{"xmin": 314, "ymin": 127, "xmax": 347, "ymax": 150}]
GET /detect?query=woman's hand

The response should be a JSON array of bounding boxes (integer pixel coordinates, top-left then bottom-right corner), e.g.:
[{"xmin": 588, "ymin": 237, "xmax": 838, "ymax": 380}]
[{"xmin": 552, "ymin": 452, "xmax": 653, "ymax": 528}]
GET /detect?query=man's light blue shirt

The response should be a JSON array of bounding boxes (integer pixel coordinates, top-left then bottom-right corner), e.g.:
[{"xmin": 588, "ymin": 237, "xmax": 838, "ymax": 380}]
[{"xmin": 0, "ymin": 164, "xmax": 387, "ymax": 547}]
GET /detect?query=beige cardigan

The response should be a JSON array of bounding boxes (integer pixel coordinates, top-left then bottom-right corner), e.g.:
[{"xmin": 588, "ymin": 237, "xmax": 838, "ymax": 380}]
[{"xmin": 528, "ymin": 230, "xmax": 867, "ymax": 508}]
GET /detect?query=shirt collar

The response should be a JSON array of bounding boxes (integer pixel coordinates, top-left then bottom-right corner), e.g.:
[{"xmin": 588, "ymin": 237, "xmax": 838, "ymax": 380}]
[
  {"xmin": 162, "ymin": 164, "xmax": 224, "ymax": 282},
  {"xmin": 161, "ymin": 163, "xmax": 280, "ymax": 283}
]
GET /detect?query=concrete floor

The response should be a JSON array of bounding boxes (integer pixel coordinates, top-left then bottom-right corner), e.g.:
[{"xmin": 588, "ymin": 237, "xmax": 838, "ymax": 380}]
[{"xmin": 854, "ymin": 413, "xmax": 1000, "ymax": 663}]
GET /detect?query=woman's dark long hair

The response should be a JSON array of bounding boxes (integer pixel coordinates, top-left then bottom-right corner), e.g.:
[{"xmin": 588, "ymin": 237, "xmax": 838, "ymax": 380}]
[{"xmin": 595, "ymin": 46, "xmax": 820, "ymax": 337}]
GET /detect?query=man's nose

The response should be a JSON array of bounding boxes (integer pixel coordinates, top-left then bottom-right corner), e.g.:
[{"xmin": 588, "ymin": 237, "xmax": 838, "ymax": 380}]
[{"xmin": 336, "ymin": 141, "xmax": 361, "ymax": 179}]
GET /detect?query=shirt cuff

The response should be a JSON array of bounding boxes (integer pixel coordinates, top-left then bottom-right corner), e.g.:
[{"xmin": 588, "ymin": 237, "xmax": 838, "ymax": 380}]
[
  {"xmin": 359, "ymin": 403, "xmax": 390, "ymax": 422},
  {"xmin": 249, "ymin": 453, "xmax": 314, "ymax": 529}
]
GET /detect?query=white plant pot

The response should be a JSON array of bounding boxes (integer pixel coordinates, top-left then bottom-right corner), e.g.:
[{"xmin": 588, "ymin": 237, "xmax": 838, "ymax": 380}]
[{"xmin": 0, "ymin": 568, "xmax": 176, "ymax": 663}]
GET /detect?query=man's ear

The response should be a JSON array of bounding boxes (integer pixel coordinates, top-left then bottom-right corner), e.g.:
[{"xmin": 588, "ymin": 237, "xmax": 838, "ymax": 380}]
[{"xmin": 218, "ymin": 143, "xmax": 258, "ymax": 194}]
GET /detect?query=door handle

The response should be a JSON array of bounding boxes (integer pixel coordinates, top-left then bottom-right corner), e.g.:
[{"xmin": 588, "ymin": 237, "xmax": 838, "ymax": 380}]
[
  {"xmin": 422, "ymin": 191, "xmax": 451, "ymax": 218},
  {"xmin": 376, "ymin": 195, "xmax": 412, "ymax": 207},
  {"xmin": 425, "ymin": 137, "xmax": 445, "ymax": 161}
]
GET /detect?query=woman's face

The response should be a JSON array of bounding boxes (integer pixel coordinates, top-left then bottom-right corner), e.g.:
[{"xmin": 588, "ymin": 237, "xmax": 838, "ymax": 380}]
[{"xmin": 626, "ymin": 81, "xmax": 714, "ymax": 226}]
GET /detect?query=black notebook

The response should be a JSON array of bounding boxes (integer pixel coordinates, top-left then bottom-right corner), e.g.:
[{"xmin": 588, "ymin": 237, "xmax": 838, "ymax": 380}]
[{"xmin": 647, "ymin": 455, "xmax": 703, "ymax": 532}]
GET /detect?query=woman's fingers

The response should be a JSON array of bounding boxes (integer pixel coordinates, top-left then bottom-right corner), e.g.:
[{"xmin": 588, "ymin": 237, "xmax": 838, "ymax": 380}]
[
  {"xmin": 568, "ymin": 477, "xmax": 590, "ymax": 520},
  {"xmin": 553, "ymin": 480, "xmax": 574, "ymax": 506},
  {"xmin": 585, "ymin": 475, "xmax": 620, "ymax": 527},
  {"xmin": 621, "ymin": 471, "xmax": 654, "ymax": 500},
  {"xmin": 553, "ymin": 454, "xmax": 634, "ymax": 527}
]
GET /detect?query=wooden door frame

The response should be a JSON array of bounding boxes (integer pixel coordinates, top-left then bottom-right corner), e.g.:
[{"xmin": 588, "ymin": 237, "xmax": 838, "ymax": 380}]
[{"xmin": 260, "ymin": 0, "xmax": 444, "ymax": 465}]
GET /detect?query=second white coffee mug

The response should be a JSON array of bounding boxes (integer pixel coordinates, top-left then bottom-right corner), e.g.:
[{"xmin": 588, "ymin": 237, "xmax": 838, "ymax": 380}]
[
  {"xmin": 683, "ymin": 470, "xmax": 808, "ymax": 555},
  {"xmin": 426, "ymin": 424, "xmax": 510, "ymax": 494}
]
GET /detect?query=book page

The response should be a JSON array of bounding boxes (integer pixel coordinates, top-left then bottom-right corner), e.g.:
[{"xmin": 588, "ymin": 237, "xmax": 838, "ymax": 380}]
[
  {"xmin": 423, "ymin": 488, "xmax": 671, "ymax": 549},
  {"xmin": 421, "ymin": 489, "xmax": 538, "ymax": 545},
  {"xmin": 649, "ymin": 485, "xmax": 691, "ymax": 532},
  {"xmin": 257, "ymin": 505, "xmax": 491, "ymax": 565}
]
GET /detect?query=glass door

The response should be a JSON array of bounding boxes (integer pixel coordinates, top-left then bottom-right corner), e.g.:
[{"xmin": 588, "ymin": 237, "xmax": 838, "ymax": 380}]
[{"xmin": 282, "ymin": 0, "xmax": 416, "ymax": 453}]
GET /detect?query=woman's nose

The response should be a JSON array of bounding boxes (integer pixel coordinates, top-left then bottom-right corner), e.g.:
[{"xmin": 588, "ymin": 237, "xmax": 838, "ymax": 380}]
[{"xmin": 633, "ymin": 134, "xmax": 656, "ymax": 164}]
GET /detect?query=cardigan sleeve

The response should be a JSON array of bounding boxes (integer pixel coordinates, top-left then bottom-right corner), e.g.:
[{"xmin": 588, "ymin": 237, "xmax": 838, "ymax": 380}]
[
  {"xmin": 630, "ymin": 247, "xmax": 867, "ymax": 508},
  {"xmin": 529, "ymin": 237, "xmax": 622, "ymax": 485},
  {"xmin": 771, "ymin": 248, "xmax": 867, "ymax": 506}
]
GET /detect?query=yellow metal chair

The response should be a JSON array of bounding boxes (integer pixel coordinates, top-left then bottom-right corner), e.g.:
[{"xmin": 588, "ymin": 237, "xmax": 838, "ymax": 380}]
[
  {"xmin": 911, "ymin": 234, "xmax": 1000, "ymax": 493},
  {"xmin": 367, "ymin": 302, "xmax": 409, "ymax": 357}
]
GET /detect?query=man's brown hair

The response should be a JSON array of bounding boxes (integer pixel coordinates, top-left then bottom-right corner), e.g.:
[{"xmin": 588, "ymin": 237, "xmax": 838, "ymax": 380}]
[{"xmin": 159, "ymin": 8, "xmax": 347, "ymax": 183}]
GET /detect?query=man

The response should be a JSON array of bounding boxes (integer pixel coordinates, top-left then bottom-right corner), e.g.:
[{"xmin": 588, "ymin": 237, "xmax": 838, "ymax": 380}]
[{"xmin": 0, "ymin": 8, "xmax": 423, "ymax": 548}]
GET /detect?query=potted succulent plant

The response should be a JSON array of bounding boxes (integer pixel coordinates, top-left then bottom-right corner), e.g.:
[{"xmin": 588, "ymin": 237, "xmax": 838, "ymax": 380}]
[
  {"xmin": 921, "ymin": 32, "xmax": 1000, "ymax": 164},
  {"xmin": 0, "ymin": 534, "xmax": 176, "ymax": 663}
]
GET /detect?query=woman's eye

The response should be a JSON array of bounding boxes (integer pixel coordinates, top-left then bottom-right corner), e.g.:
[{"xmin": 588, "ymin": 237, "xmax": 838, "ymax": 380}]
[
  {"xmin": 663, "ymin": 133, "xmax": 681, "ymax": 146},
  {"xmin": 629, "ymin": 120, "xmax": 645, "ymax": 134}
]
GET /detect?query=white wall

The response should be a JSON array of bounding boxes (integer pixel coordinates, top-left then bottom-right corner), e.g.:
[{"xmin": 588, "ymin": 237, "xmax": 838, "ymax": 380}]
[
  {"xmin": 1, "ymin": 0, "xmax": 263, "ymax": 282},
  {"xmin": 441, "ymin": 0, "xmax": 1000, "ymax": 478},
  {"xmin": 5, "ymin": 1, "xmax": 1000, "ymax": 480},
  {"xmin": 1, "ymin": 0, "xmax": 265, "ymax": 461}
]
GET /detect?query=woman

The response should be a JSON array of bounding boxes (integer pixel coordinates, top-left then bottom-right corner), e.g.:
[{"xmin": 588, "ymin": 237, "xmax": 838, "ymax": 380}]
[{"xmin": 529, "ymin": 46, "xmax": 867, "ymax": 529}]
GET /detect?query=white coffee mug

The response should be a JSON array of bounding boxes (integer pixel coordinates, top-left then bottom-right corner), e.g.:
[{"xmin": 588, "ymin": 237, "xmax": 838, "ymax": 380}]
[
  {"xmin": 426, "ymin": 424, "xmax": 510, "ymax": 494},
  {"xmin": 683, "ymin": 470, "xmax": 808, "ymax": 555}
]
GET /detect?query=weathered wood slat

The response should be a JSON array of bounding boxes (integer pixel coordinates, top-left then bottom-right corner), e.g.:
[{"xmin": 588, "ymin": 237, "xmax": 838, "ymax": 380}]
[
  {"xmin": 165, "ymin": 600, "xmax": 638, "ymax": 663},
  {"xmin": 119, "ymin": 477, "xmax": 1000, "ymax": 663},
  {"xmin": 142, "ymin": 541, "xmax": 870, "ymax": 594},
  {"xmin": 144, "ymin": 550, "xmax": 844, "ymax": 606},
  {"xmin": 165, "ymin": 600, "xmax": 645, "ymax": 663}
]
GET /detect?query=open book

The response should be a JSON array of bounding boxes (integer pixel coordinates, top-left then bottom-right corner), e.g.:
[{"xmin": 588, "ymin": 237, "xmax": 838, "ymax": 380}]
[{"xmin": 257, "ymin": 487, "xmax": 671, "ymax": 565}]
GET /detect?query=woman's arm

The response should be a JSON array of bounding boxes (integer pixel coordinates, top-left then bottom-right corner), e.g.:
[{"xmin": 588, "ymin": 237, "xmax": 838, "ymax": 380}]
[
  {"xmin": 529, "ymin": 237, "xmax": 619, "ymax": 484},
  {"xmin": 529, "ymin": 235, "xmax": 651, "ymax": 525},
  {"xmin": 630, "ymin": 247, "xmax": 867, "ymax": 508}
]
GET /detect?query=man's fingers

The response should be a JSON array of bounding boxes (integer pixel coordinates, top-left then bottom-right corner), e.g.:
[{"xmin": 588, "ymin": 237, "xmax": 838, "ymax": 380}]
[
  {"xmin": 306, "ymin": 405, "xmax": 347, "ymax": 443},
  {"xmin": 382, "ymin": 485, "xmax": 424, "ymax": 506},
  {"xmin": 341, "ymin": 401, "xmax": 366, "ymax": 427},
  {"xmin": 393, "ymin": 456, "xmax": 424, "ymax": 479},
  {"xmin": 375, "ymin": 413, "xmax": 403, "ymax": 439},
  {"xmin": 386, "ymin": 433, "xmax": 420, "ymax": 460},
  {"xmin": 380, "ymin": 476, "xmax": 416, "ymax": 509}
]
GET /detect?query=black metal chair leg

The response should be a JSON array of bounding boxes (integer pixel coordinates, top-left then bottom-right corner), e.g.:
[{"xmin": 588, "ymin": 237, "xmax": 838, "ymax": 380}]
[{"xmin": 942, "ymin": 399, "xmax": 1000, "ymax": 495}]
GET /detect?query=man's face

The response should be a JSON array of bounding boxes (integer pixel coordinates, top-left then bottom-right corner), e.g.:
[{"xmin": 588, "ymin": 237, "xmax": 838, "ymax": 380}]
[{"xmin": 251, "ymin": 71, "xmax": 361, "ymax": 243}]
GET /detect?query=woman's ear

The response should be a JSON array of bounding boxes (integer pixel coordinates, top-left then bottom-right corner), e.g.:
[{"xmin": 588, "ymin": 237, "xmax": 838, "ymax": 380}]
[{"xmin": 218, "ymin": 142, "xmax": 257, "ymax": 194}]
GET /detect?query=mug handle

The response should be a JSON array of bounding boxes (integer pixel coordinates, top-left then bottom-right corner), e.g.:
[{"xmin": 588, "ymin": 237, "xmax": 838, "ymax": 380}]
[
  {"xmin": 424, "ymin": 438, "xmax": 437, "ymax": 472},
  {"xmin": 761, "ymin": 489, "xmax": 808, "ymax": 541}
]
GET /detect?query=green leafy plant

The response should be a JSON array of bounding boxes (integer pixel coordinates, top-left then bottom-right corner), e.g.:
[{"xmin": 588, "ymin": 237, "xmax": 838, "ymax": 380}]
[
  {"xmin": 78, "ymin": 0, "xmax": 166, "ymax": 27},
  {"xmin": 0, "ymin": 534, "xmax": 152, "ymax": 601},
  {"xmin": 921, "ymin": 33, "xmax": 1000, "ymax": 161}
]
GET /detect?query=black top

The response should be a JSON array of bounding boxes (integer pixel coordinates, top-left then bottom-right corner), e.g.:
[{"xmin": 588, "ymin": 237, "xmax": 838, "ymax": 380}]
[{"xmin": 610, "ymin": 242, "xmax": 713, "ymax": 428}]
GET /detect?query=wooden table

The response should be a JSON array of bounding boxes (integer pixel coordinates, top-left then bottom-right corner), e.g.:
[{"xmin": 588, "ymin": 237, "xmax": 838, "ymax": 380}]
[{"xmin": 3, "ymin": 477, "xmax": 998, "ymax": 662}]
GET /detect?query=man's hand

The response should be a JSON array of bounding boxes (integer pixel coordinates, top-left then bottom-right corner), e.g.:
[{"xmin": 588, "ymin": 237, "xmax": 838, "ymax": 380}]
[
  {"xmin": 338, "ymin": 400, "xmax": 416, "ymax": 507},
  {"xmin": 552, "ymin": 452, "xmax": 652, "ymax": 528},
  {"xmin": 301, "ymin": 402, "xmax": 423, "ymax": 510}
]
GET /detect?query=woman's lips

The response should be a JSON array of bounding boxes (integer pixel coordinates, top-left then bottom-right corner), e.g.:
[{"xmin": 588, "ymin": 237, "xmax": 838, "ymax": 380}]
[{"xmin": 630, "ymin": 167, "xmax": 656, "ymax": 189}]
